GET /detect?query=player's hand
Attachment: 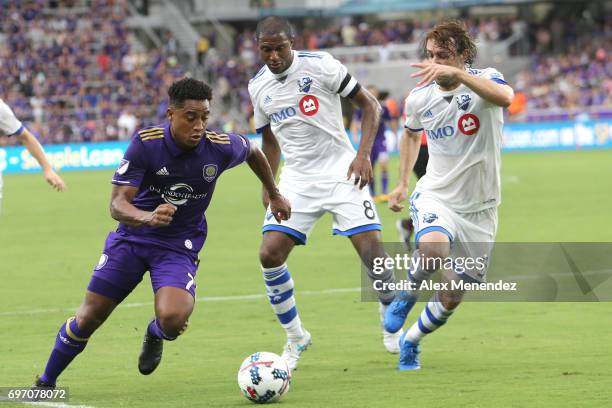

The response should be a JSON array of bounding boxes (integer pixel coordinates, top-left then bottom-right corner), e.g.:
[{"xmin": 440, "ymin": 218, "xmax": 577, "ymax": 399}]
[
  {"xmin": 146, "ymin": 203, "xmax": 177, "ymax": 227},
  {"xmin": 388, "ymin": 184, "xmax": 408, "ymax": 212},
  {"xmin": 44, "ymin": 169, "xmax": 66, "ymax": 192},
  {"xmin": 410, "ymin": 62, "xmax": 462, "ymax": 87},
  {"xmin": 347, "ymin": 154, "xmax": 373, "ymax": 190},
  {"xmin": 268, "ymin": 193, "xmax": 291, "ymax": 223},
  {"xmin": 262, "ymin": 188, "xmax": 270, "ymax": 209}
]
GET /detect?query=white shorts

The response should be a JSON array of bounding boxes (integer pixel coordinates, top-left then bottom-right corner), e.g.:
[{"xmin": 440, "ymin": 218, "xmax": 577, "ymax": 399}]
[
  {"xmin": 409, "ymin": 191, "xmax": 498, "ymax": 282},
  {"xmin": 263, "ymin": 179, "xmax": 381, "ymax": 245}
]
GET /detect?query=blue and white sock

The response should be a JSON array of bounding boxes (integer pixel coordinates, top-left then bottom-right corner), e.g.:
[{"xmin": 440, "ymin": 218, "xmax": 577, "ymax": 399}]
[
  {"xmin": 262, "ymin": 264, "xmax": 304, "ymax": 342},
  {"xmin": 404, "ymin": 293, "xmax": 454, "ymax": 344}
]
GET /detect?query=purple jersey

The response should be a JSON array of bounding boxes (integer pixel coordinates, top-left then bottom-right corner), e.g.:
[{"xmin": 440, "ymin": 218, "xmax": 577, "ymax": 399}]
[
  {"xmin": 111, "ymin": 123, "xmax": 249, "ymax": 254},
  {"xmin": 354, "ymin": 105, "xmax": 391, "ymax": 143}
]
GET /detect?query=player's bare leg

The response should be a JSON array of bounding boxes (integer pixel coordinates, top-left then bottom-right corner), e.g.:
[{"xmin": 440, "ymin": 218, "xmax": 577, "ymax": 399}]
[
  {"xmin": 139, "ymin": 286, "xmax": 194, "ymax": 375},
  {"xmin": 349, "ymin": 230, "xmax": 402, "ymax": 353},
  {"xmin": 259, "ymin": 231, "xmax": 310, "ymax": 370},
  {"xmin": 37, "ymin": 291, "xmax": 118, "ymax": 387}
]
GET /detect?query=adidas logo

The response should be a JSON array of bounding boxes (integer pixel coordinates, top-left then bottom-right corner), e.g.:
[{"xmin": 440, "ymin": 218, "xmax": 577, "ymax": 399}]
[
  {"xmin": 263, "ymin": 95, "xmax": 272, "ymax": 105},
  {"xmin": 424, "ymin": 110, "xmax": 433, "ymax": 118},
  {"xmin": 156, "ymin": 167, "xmax": 170, "ymax": 176}
]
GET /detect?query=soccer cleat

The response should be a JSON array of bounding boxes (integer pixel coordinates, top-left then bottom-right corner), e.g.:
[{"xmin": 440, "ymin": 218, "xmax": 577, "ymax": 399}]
[
  {"xmin": 374, "ymin": 194, "xmax": 389, "ymax": 203},
  {"xmin": 384, "ymin": 294, "xmax": 416, "ymax": 334},
  {"xmin": 383, "ymin": 329, "xmax": 403, "ymax": 354},
  {"xmin": 396, "ymin": 219, "xmax": 414, "ymax": 248},
  {"xmin": 379, "ymin": 303, "xmax": 402, "ymax": 353},
  {"xmin": 281, "ymin": 329, "xmax": 311, "ymax": 371},
  {"xmin": 24, "ymin": 376, "xmax": 55, "ymax": 402},
  {"xmin": 138, "ymin": 332, "xmax": 164, "ymax": 375},
  {"xmin": 33, "ymin": 376, "xmax": 55, "ymax": 389},
  {"xmin": 398, "ymin": 335, "xmax": 421, "ymax": 370}
]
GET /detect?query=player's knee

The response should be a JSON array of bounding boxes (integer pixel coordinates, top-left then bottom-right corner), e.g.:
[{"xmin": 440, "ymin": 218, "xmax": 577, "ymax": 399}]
[
  {"xmin": 418, "ymin": 242, "xmax": 450, "ymax": 272},
  {"xmin": 75, "ymin": 308, "xmax": 107, "ymax": 333},
  {"xmin": 259, "ymin": 246, "xmax": 286, "ymax": 268},
  {"xmin": 157, "ymin": 309, "xmax": 191, "ymax": 338}
]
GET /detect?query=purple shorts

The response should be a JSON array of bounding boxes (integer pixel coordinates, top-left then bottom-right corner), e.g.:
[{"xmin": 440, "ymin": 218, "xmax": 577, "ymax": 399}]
[
  {"xmin": 370, "ymin": 138, "xmax": 388, "ymax": 165},
  {"xmin": 88, "ymin": 232, "xmax": 199, "ymax": 303}
]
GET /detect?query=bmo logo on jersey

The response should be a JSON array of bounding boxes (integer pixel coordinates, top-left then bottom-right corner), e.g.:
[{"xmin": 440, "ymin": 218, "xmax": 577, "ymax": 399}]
[
  {"xmin": 426, "ymin": 125, "xmax": 455, "ymax": 140},
  {"xmin": 458, "ymin": 113, "xmax": 480, "ymax": 136},
  {"xmin": 299, "ymin": 95, "xmax": 319, "ymax": 116},
  {"xmin": 270, "ymin": 107, "xmax": 297, "ymax": 124}
]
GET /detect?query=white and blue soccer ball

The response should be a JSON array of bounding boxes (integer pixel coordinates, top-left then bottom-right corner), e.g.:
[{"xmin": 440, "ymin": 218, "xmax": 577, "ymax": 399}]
[{"xmin": 238, "ymin": 352, "xmax": 291, "ymax": 404}]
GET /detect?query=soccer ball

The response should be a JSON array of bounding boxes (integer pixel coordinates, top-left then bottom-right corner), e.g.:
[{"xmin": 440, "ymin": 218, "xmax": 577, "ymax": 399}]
[{"xmin": 237, "ymin": 352, "xmax": 291, "ymax": 403}]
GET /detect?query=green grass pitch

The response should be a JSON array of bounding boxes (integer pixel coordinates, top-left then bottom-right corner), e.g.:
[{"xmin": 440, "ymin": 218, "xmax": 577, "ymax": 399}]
[{"xmin": 0, "ymin": 150, "xmax": 611, "ymax": 407}]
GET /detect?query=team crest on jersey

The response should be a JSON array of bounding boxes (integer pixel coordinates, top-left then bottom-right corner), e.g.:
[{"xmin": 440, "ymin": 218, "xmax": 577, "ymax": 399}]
[
  {"xmin": 456, "ymin": 94, "xmax": 471, "ymax": 111},
  {"xmin": 422, "ymin": 213, "xmax": 438, "ymax": 223},
  {"xmin": 297, "ymin": 76, "xmax": 313, "ymax": 93},
  {"xmin": 299, "ymin": 95, "xmax": 319, "ymax": 116},
  {"xmin": 203, "ymin": 164, "xmax": 218, "ymax": 182}
]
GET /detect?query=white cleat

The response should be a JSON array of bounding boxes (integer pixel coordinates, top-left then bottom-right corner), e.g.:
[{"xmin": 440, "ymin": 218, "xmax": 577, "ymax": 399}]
[
  {"xmin": 380, "ymin": 303, "xmax": 403, "ymax": 354},
  {"xmin": 383, "ymin": 328, "xmax": 403, "ymax": 354},
  {"xmin": 281, "ymin": 329, "xmax": 312, "ymax": 371}
]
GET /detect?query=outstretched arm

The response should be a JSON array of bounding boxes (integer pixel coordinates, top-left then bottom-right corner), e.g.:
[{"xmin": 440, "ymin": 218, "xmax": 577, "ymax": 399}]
[
  {"xmin": 110, "ymin": 185, "xmax": 176, "ymax": 227},
  {"xmin": 388, "ymin": 129, "xmax": 421, "ymax": 212},
  {"xmin": 16, "ymin": 128, "xmax": 66, "ymax": 191},
  {"xmin": 410, "ymin": 62, "xmax": 514, "ymax": 107},
  {"xmin": 348, "ymin": 87, "xmax": 382, "ymax": 189},
  {"xmin": 246, "ymin": 139, "xmax": 290, "ymax": 223}
]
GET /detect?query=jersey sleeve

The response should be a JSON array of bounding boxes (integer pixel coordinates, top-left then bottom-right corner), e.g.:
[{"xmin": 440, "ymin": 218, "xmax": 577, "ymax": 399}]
[
  {"xmin": 112, "ymin": 135, "xmax": 147, "ymax": 187},
  {"xmin": 224, "ymin": 133, "xmax": 251, "ymax": 170},
  {"xmin": 0, "ymin": 99, "xmax": 24, "ymax": 137},
  {"xmin": 249, "ymin": 86, "xmax": 269, "ymax": 134},
  {"xmin": 403, "ymin": 95, "xmax": 423, "ymax": 132},
  {"xmin": 319, "ymin": 53, "xmax": 361, "ymax": 98},
  {"xmin": 481, "ymin": 67, "xmax": 509, "ymax": 86}
]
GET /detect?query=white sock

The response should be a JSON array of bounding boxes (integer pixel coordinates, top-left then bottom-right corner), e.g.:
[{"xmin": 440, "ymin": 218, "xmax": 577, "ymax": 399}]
[{"xmin": 262, "ymin": 263, "xmax": 304, "ymax": 342}]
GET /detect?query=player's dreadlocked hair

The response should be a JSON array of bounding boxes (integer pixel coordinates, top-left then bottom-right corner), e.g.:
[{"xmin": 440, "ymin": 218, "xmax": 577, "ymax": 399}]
[
  {"xmin": 256, "ymin": 16, "xmax": 295, "ymax": 41},
  {"xmin": 168, "ymin": 77, "xmax": 213, "ymax": 107},
  {"xmin": 422, "ymin": 20, "xmax": 477, "ymax": 66}
]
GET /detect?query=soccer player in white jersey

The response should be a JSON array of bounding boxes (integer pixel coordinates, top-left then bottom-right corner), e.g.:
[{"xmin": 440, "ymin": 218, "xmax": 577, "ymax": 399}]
[
  {"xmin": 384, "ymin": 21, "xmax": 514, "ymax": 370},
  {"xmin": 249, "ymin": 16, "xmax": 401, "ymax": 370},
  {"xmin": 0, "ymin": 98, "xmax": 66, "ymax": 210}
]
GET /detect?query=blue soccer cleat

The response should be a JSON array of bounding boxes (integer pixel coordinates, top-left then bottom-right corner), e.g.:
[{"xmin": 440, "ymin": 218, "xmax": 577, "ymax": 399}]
[
  {"xmin": 398, "ymin": 335, "xmax": 421, "ymax": 370},
  {"xmin": 384, "ymin": 294, "xmax": 416, "ymax": 333}
]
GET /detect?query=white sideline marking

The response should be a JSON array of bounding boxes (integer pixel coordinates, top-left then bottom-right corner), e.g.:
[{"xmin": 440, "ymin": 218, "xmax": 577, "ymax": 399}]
[
  {"xmin": 0, "ymin": 288, "xmax": 362, "ymax": 317},
  {"xmin": 0, "ymin": 397, "xmax": 95, "ymax": 408},
  {"xmin": 24, "ymin": 402, "xmax": 95, "ymax": 408}
]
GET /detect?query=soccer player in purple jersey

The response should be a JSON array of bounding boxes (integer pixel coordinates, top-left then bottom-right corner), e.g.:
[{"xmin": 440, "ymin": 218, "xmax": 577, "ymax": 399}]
[{"xmin": 34, "ymin": 78, "xmax": 291, "ymax": 388}]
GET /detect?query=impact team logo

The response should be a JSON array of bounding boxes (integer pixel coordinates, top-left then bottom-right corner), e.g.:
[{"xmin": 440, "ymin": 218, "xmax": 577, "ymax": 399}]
[
  {"xmin": 422, "ymin": 213, "xmax": 438, "ymax": 223},
  {"xmin": 297, "ymin": 76, "xmax": 313, "ymax": 93},
  {"xmin": 203, "ymin": 164, "xmax": 218, "ymax": 182},
  {"xmin": 456, "ymin": 94, "xmax": 471, "ymax": 111},
  {"xmin": 299, "ymin": 95, "xmax": 319, "ymax": 116}
]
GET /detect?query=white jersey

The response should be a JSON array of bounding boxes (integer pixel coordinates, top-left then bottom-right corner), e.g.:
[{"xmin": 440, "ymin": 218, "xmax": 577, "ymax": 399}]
[
  {"xmin": 404, "ymin": 67, "xmax": 508, "ymax": 213},
  {"xmin": 249, "ymin": 50, "xmax": 360, "ymax": 182},
  {"xmin": 0, "ymin": 98, "xmax": 24, "ymax": 137}
]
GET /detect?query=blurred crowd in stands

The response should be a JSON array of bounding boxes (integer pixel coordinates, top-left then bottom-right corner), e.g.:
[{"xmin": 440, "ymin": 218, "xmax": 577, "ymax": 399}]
[{"xmin": 0, "ymin": 0, "xmax": 610, "ymax": 145}]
